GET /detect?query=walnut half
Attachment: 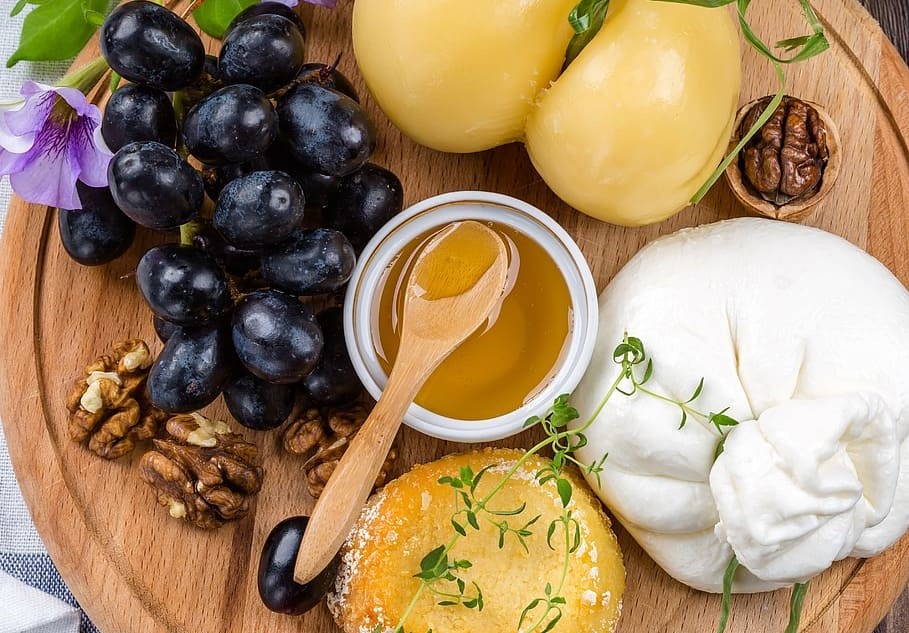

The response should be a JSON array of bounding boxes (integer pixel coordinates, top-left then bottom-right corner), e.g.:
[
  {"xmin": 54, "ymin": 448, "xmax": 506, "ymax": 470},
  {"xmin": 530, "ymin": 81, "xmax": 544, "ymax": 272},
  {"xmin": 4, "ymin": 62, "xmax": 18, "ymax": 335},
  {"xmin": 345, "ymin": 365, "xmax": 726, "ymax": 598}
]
[
  {"xmin": 140, "ymin": 413, "xmax": 263, "ymax": 529},
  {"xmin": 65, "ymin": 339, "xmax": 166, "ymax": 459},
  {"xmin": 726, "ymin": 95, "xmax": 840, "ymax": 222},
  {"xmin": 283, "ymin": 405, "xmax": 397, "ymax": 498}
]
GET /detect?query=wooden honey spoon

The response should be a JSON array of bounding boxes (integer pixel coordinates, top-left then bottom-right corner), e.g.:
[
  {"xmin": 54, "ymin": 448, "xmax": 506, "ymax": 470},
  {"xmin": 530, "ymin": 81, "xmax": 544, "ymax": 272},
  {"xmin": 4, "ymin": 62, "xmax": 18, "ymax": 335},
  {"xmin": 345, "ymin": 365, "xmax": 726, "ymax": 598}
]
[{"xmin": 292, "ymin": 220, "xmax": 510, "ymax": 585}]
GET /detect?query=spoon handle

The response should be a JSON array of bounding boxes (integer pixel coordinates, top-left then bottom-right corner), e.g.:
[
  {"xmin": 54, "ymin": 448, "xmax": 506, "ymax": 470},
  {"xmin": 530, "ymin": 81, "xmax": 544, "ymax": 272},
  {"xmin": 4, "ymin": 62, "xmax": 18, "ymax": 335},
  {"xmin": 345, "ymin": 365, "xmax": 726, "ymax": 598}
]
[{"xmin": 292, "ymin": 352, "xmax": 427, "ymax": 585}]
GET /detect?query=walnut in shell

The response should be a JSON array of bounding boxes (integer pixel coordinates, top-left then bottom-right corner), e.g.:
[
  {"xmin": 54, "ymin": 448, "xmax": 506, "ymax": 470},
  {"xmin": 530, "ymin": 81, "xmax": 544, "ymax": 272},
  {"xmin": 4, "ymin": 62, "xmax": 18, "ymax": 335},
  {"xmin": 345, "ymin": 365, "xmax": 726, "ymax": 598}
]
[
  {"xmin": 725, "ymin": 95, "xmax": 841, "ymax": 222},
  {"xmin": 140, "ymin": 413, "xmax": 263, "ymax": 529},
  {"xmin": 64, "ymin": 339, "xmax": 165, "ymax": 459}
]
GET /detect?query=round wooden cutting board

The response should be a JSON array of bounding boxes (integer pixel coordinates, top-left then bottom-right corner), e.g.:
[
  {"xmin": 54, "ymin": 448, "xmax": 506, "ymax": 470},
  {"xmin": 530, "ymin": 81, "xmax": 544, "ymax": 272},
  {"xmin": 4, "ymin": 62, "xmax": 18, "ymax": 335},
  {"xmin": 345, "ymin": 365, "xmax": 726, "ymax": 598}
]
[{"xmin": 2, "ymin": 1, "xmax": 909, "ymax": 632}]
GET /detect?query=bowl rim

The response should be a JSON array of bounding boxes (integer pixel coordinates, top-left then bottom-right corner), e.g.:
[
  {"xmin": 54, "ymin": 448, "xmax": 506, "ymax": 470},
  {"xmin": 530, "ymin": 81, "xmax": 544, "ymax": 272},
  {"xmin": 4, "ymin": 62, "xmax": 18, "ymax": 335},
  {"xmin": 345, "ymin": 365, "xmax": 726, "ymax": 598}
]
[{"xmin": 343, "ymin": 191, "xmax": 599, "ymax": 443}]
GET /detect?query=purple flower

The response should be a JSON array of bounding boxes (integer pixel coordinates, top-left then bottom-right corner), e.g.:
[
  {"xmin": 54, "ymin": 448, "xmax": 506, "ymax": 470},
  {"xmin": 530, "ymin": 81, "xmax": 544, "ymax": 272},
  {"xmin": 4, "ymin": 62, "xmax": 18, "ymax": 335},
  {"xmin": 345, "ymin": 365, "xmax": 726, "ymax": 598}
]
[
  {"xmin": 0, "ymin": 81, "xmax": 112, "ymax": 210},
  {"xmin": 267, "ymin": 0, "xmax": 337, "ymax": 9}
]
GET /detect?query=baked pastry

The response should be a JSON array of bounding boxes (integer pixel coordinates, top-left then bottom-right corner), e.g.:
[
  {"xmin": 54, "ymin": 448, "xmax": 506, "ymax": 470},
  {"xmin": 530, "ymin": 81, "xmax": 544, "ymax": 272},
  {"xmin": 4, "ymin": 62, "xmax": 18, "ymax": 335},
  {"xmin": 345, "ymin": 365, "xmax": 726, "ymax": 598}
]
[{"xmin": 327, "ymin": 448, "xmax": 624, "ymax": 633}]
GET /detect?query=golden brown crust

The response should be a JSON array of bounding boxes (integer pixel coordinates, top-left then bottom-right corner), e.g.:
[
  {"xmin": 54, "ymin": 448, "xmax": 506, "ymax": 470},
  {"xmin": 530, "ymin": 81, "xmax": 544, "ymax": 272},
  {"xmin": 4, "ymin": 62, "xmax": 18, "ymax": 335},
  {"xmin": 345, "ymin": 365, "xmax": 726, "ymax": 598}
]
[{"xmin": 327, "ymin": 448, "xmax": 624, "ymax": 633}]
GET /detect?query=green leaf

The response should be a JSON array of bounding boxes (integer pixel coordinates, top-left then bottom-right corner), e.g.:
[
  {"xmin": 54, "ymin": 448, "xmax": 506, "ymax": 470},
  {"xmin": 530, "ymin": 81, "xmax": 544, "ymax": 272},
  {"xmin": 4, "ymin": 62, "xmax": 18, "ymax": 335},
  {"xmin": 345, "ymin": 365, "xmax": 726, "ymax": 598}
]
[
  {"xmin": 451, "ymin": 518, "xmax": 466, "ymax": 537},
  {"xmin": 717, "ymin": 556, "xmax": 740, "ymax": 633},
  {"xmin": 419, "ymin": 545, "xmax": 447, "ymax": 575},
  {"xmin": 466, "ymin": 511, "xmax": 479, "ymax": 531},
  {"xmin": 546, "ymin": 521, "xmax": 558, "ymax": 550},
  {"xmin": 556, "ymin": 478, "xmax": 573, "ymax": 508},
  {"xmin": 523, "ymin": 415, "xmax": 541, "ymax": 429},
  {"xmin": 519, "ymin": 599, "xmax": 544, "ymax": 630},
  {"xmin": 540, "ymin": 610, "xmax": 564, "ymax": 633},
  {"xmin": 641, "ymin": 359, "xmax": 654, "ymax": 384},
  {"xmin": 83, "ymin": 8, "xmax": 104, "ymax": 26},
  {"xmin": 7, "ymin": 0, "xmax": 106, "ymax": 67},
  {"xmin": 488, "ymin": 501, "xmax": 526, "ymax": 517},
  {"xmin": 784, "ymin": 583, "xmax": 810, "ymax": 633},
  {"xmin": 686, "ymin": 377, "xmax": 705, "ymax": 403},
  {"xmin": 10, "ymin": 0, "xmax": 29, "ymax": 17},
  {"xmin": 193, "ymin": 0, "xmax": 258, "ymax": 38}
]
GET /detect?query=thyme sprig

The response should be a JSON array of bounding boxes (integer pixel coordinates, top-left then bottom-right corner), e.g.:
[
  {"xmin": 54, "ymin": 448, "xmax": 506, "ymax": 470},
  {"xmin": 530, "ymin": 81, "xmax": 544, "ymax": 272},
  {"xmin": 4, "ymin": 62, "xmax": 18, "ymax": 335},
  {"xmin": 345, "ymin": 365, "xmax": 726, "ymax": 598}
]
[
  {"xmin": 613, "ymin": 335, "xmax": 740, "ymax": 455},
  {"xmin": 390, "ymin": 333, "xmax": 805, "ymax": 633}
]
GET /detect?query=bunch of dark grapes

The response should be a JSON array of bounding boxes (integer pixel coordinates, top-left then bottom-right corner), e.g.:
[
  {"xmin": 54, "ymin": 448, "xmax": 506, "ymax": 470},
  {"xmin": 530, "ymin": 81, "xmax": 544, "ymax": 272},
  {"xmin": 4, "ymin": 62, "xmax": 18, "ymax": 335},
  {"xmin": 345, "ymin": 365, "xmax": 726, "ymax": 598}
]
[{"xmin": 59, "ymin": 0, "xmax": 404, "ymax": 432}]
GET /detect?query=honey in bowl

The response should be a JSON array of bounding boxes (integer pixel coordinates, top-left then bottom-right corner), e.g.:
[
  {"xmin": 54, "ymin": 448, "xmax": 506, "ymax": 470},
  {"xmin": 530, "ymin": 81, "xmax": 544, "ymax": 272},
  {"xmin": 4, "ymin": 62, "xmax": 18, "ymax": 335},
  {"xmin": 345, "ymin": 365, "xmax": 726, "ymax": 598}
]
[{"xmin": 373, "ymin": 221, "xmax": 571, "ymax": 420}]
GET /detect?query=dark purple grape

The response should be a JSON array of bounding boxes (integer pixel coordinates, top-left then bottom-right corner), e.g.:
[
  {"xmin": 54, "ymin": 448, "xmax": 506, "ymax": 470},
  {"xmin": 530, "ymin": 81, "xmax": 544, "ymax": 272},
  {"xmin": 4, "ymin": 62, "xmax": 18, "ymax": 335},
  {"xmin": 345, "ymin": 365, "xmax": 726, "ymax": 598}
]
[
  {"xmin": 57, "ymin": 184, "xmax": 135, "ymax": 266},
  {"xmin": 102, "ymin": 84, "xmax": 177, "ymax": 152},
  {"xmin": 227, "ymin": 1, "xmax": 306, "ymax": 38},
  {"xmin": 108, "ymin": 141, "xmax": 203, "ymax": 230},
  {"xmin": 324, "ymin": 163, "xmax": 403, "ymax": 250},
  {"xmin": 224, "ymin": 370, "xmax": 295, "ymax": 430},
  {"xmin": 266, "ymin": 142, "xmax": 337, "ymax": 208},
  {"xmin": 178, "ymin": 55, "xmax": 224, "ymax": 111},
  {"xmin": 214, "ymin": 171, "xmax": 305, "ymax": 250},
  {"xmin": 260, "ymin": 229, "xmax": 355, "ymax": 295},
  {"xmin": 153, "ymin": 315, "xmax": 181, "ymax": 343},
  {"xmin": 277, "ymin": 84, "xmax": 376, "ymax": 177},
  {"xmin": 147, "ymin": 323, "xmax": 233, "ymax": 413},
  {"xmin": 100, "ymin": 0, "xmax": 204, "ymax": 91},
  {"xmin": 296, "ymin": 63, "xmax": 359, "ymax": 102},
  {"xmin": 259, "ymin": 516, "xmax": 338, "ymax": 615},
  {"xmin": 301, "ymin": 308, "xmax": 363, "ymax": 406},
  {"xmin": 219, "ymin": 15, "xmax": 305, "ymax": 94},
  {"xmin": 201, "ymin": 156, "xmax": 270, "ymax": 201},
  {"xmin": 191, "ymin": 220, "xmax": 261, "ymax": 276},
  {"xmin": 232, "ymin": 289, "xmax": 323, "ymax": 384},
  {"xmin": 137, "ymin": 244, "xmax": 230, "ymax": 325},
  {"xmin": 183, "ymin": 84, "xmax": 278, "ymax": 165}
]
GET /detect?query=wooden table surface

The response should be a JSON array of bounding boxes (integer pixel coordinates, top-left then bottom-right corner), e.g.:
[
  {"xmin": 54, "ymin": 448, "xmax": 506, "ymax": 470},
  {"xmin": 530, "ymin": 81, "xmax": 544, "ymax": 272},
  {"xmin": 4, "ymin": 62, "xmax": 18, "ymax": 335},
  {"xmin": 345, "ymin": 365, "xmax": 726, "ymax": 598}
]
[{"xmin": 862, "ymin": 3, "xmax": 909, "ymax": 631}]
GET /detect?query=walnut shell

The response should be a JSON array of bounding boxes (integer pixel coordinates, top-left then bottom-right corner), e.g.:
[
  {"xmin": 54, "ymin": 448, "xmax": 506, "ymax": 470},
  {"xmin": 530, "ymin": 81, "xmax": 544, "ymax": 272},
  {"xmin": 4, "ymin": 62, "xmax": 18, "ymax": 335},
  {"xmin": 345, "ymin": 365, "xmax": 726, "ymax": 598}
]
[{"xmin": 725, "ymin": 96, "xmax": 841, "ymax": 222}]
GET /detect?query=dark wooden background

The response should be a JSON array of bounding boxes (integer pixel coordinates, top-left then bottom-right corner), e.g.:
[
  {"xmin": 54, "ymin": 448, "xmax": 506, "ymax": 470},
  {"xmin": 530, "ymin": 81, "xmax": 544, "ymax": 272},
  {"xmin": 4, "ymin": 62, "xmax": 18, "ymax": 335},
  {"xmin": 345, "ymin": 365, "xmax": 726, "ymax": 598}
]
[{"xmin": 864, "ymin": 1, "xmax": 909, "ymax": 629}]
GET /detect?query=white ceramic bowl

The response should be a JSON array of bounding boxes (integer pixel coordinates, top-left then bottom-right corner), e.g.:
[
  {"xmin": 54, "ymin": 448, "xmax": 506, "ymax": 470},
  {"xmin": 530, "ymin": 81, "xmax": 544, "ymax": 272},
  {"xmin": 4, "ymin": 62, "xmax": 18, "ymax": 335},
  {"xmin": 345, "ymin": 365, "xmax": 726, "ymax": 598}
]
[{"xmin": 343, "ymin": 192, "xmax": 598, "ymax": 443}]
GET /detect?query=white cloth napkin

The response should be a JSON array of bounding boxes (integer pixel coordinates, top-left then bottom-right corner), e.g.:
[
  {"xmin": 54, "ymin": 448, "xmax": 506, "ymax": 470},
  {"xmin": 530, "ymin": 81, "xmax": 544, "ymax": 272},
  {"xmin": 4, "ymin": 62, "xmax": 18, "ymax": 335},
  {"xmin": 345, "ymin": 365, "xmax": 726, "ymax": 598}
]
[{"xmin": 0, "ymin": 571, "xmax": 80, "ymax": 633}]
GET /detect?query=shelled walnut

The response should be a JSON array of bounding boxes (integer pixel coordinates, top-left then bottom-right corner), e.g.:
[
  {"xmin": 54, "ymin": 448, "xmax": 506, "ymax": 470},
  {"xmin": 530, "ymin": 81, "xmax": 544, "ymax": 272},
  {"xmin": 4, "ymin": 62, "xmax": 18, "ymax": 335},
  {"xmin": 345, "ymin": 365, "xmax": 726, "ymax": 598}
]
[
  {"xmin": 65, "ymin": 339, "xmax": 166, "ymax": 459},
  {"xmin": 283, "ymin": 405, "xmax": 397, "ymax": 498},
  {"xmin": 140, "ymin": 413, "xmax": 263, "ymax": 529}
]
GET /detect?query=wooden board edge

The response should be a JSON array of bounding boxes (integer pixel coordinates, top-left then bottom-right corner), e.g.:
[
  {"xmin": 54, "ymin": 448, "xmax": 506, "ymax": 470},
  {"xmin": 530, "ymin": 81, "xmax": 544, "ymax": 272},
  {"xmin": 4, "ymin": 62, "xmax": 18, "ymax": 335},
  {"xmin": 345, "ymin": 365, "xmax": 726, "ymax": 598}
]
[{"xmin": 0, "ymin": 198, "xmax": 165, "ymax": 632}]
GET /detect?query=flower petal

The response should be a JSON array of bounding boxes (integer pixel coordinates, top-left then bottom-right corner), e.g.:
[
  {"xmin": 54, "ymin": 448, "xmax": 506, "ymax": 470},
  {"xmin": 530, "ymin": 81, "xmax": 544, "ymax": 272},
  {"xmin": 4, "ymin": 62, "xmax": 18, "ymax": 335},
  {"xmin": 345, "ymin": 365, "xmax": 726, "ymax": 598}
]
[
  {"xmin": 8, "ymin": 124, "xmax": 81, "ymax": 209},
  {"xmin": 0, "ymin": 101, "xmax": 34, "ymax": 155},
  {"xmin": 2, "ymin": 91, "xmax": 53, "ymax": 145},
  {"xmin": 53, "ymin": 86, "xmax": 95, "ymax": 119},
  {"xmin": 71, "ymin": 117, "xmax": 111, "ymax": 188}
]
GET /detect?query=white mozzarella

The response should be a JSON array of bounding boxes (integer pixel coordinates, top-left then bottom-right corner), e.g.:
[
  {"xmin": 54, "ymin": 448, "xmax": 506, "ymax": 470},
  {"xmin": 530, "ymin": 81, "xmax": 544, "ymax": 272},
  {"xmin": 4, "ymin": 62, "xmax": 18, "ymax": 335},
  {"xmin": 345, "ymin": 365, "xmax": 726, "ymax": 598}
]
[{"xmin": 573, "ymin": 218, "xmax": 909, "ymax": 593}]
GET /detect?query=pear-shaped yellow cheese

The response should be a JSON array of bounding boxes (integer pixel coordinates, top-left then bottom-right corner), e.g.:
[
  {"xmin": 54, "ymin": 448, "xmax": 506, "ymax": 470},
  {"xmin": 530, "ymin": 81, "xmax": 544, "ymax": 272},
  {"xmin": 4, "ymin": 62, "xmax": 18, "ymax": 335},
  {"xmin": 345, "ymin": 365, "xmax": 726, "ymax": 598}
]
[
  {"xmin": 524, "ymin": 0, "xmax": 741, "ymax": 226},
  {"xmin": 352, "ymin": 0, "xmax": 577, "ymax": 153}
]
